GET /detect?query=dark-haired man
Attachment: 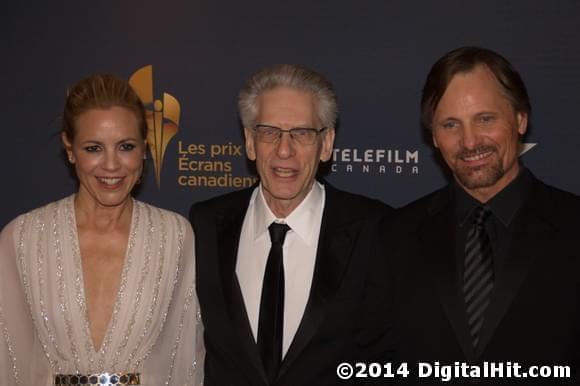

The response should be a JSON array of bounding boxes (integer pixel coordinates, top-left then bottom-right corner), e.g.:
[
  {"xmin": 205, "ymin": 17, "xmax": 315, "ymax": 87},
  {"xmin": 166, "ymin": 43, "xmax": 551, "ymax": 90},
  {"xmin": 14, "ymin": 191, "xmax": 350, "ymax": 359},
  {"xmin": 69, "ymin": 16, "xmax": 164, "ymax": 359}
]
[{"xmin": 369, "ymin": 47, "xmax": 580, "ymax": 385}]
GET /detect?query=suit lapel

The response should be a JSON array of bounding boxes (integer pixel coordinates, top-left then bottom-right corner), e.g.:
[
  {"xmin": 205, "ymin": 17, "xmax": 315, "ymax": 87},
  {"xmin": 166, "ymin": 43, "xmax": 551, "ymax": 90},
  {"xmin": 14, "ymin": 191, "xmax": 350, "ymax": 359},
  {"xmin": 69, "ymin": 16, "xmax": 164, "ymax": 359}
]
[
  {"xmin": 476, "ymin": 192, "xmax": 551, "ymax": 353},
  {"xmin": 216, "ymin": 191, "xmax": 268, "ymax": 383},
  {"xmin": 418, "ymin": 188, "xmax": 476, "ymax": 360},
  {"xmin": 421, "ymin": 177, "xmax": 552, "ymax": 357},
  {"xmin": 279, "ymin": 185, "xmax": 356, "ymax": 377}
]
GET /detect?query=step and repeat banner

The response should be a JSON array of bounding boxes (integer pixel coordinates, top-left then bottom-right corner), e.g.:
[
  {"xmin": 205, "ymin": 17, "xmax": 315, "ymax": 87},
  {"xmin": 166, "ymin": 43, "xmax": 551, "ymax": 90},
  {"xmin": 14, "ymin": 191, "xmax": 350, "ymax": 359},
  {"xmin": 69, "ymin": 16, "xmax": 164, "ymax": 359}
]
[{"xmin": 2, "ymin": 0, "xmax": 580, "ymax": 227}]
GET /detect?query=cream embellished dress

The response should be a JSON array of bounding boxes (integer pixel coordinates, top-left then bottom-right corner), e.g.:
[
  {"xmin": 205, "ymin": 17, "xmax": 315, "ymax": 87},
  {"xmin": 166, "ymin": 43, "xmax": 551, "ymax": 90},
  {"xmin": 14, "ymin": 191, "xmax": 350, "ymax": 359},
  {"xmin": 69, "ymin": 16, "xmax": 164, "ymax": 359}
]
[{"xmin": 0, "ymin": 195, "xmax": 203, "ymax": 385}]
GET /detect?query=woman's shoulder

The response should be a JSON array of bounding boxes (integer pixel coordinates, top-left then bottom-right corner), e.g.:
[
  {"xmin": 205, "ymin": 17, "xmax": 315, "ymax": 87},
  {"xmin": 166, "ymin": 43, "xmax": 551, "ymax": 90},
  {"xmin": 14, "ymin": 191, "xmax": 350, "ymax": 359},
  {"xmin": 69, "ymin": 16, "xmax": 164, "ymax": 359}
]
[
  {"xmin": 133, "ymin": 200, "xmax": 194, "ymax": 260},
  {"xmin": 0, "ymin": 197, "xmax": 72, "ymax": 261},
  {"xmin": 1, "ymin": 196, "xmax": 73, "ymax": 236},
  {"xmin": 134, "ymin": 199, "xmax": 192, "ymax": 232}
]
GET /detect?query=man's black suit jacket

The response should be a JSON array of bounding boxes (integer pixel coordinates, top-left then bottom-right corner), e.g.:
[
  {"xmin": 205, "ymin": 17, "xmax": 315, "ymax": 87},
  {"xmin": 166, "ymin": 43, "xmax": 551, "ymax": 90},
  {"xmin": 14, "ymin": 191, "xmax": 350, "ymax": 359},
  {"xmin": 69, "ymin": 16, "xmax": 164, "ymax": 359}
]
[
  {"xmin": 190, "ymin": 182, "xmax": 390, "ymax": 386},
  {"xmin": 366, "ymin": 174, "xmax": 580, "ymax": 385}
]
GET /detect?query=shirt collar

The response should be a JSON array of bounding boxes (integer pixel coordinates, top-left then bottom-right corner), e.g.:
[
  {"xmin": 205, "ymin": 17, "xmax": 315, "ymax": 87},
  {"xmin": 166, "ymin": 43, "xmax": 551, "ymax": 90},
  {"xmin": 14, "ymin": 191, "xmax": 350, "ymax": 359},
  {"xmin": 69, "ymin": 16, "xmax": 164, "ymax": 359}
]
[
  {"xmin": 253, "ymin": 181, "xmax": 325, "ymax": 245},
  {"xmin": 454, "ymin": 166, "xmax": 532, "ymax": 227}
]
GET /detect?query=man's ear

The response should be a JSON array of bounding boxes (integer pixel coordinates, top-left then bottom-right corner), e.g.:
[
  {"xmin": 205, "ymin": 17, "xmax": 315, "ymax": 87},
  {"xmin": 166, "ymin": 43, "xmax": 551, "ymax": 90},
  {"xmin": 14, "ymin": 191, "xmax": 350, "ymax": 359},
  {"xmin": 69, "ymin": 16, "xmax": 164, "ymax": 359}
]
[
  {"xmin": 516, "ymin": 112, "xmax": 528, "ymax": 136},
  {"xmin": 319, "ymin": 127, "xmax": 335, "ymax": 162},
  {"xmin": 244, "ymin": 127, "xmax": 256, "ymax": 161},
  {"xmin": 432, "ymin": 133, "xmax": 439, "ymax": 148}
]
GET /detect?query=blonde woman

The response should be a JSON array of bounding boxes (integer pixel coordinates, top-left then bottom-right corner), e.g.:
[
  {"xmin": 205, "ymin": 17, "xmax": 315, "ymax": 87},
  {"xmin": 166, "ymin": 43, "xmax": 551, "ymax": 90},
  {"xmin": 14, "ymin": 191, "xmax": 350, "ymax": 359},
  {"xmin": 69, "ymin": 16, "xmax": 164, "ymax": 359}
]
[{"xmin": 0, "ymin": 74, "xmax": 203, "ymax": 385}]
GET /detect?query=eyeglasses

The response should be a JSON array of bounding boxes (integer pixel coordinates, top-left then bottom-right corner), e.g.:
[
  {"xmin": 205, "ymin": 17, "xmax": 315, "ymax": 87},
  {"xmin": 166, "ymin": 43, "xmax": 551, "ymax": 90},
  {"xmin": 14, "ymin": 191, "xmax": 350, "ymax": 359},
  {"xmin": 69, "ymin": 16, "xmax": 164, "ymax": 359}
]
[{"xmin": 253, "ymin": 125, "xmax": 327, "ymax": 145}]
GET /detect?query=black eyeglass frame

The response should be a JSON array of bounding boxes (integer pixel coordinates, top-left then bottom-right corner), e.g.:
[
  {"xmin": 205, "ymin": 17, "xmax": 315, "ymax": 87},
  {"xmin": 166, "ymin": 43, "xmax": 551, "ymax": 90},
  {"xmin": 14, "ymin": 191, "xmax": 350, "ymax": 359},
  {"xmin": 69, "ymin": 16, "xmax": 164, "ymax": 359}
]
[{"xmin": 252, "ymin": 124, "xmax": 328, "ymax": 145}]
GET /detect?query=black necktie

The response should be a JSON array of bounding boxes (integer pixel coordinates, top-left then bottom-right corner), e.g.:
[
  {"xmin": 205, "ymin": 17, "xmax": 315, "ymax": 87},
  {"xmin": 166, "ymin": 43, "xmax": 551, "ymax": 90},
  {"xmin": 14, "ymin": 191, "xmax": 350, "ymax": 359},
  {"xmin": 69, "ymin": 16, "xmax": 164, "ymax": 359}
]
[
  {"xmin": 258, "ymin": 222, "xmax": 290, "ymax": 384},
  {"xmin": 463, "ymin": 206, "xmax": 493, "ymax": 348}
]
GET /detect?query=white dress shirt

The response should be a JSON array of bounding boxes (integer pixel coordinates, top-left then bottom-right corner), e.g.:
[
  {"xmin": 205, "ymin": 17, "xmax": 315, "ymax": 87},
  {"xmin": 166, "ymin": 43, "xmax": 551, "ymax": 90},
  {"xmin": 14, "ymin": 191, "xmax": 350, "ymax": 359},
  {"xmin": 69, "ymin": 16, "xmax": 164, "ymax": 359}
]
[{"xmin": 236, "ymin": 181, "xmax": 325, "ymax": 357}]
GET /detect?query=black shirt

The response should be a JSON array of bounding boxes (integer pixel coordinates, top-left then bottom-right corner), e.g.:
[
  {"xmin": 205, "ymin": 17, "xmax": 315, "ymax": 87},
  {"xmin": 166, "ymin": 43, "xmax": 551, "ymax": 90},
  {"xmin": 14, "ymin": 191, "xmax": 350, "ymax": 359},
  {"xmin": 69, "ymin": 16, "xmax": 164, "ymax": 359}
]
[{"xmin": 453, "ymin": 167, "xmax": 533, "ymax": 282}]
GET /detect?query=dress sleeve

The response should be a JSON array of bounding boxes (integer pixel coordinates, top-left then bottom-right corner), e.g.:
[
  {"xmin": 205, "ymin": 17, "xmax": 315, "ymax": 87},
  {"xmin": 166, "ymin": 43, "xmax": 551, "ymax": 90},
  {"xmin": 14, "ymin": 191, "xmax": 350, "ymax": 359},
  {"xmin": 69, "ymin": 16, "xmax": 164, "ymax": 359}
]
[
  {"xmin": 0, "ymin": 219, "xmax": 36, "ymax": 386},
  {"xmin": 144, "ymin": 218, "xmax": 204, "ymax": 386}
]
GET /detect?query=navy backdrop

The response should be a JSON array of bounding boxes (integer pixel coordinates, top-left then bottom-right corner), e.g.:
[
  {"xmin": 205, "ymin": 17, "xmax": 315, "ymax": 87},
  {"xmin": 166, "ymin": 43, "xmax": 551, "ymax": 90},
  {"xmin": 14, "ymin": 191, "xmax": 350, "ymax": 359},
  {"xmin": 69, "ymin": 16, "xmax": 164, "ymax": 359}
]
[{"xmin": 2, "ymin": 0, "xmax": 580, "ymax": 227}]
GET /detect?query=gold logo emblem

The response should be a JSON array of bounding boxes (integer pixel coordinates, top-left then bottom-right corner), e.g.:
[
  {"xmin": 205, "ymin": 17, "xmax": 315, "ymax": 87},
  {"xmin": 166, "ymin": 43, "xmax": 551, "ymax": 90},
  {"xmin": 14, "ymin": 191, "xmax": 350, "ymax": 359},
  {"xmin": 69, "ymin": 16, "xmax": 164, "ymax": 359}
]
[{"xmin": 129, "ymin": 65, "xmax": 180, "ymax": 188}]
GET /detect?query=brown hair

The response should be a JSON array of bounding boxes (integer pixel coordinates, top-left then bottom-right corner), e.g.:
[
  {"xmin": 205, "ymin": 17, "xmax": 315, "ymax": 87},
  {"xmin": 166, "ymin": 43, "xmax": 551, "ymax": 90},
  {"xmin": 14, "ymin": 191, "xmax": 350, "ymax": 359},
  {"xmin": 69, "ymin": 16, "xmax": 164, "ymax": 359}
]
[
  {"xmin": 62, "ymin": 74, "xmax": 147, "ymax": 141},
  {"xmin": 238, "ymin": 64, "xmax": 338, "ymax": 129},
  {"xmin": 421, "ymin": 46, "xmax": 531, "ymax": 129}
]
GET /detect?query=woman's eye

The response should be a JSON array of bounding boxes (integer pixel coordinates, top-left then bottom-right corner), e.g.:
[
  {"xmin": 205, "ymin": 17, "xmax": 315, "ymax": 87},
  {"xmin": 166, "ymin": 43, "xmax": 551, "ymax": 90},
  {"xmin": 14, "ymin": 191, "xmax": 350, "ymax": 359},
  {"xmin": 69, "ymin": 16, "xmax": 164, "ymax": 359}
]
[
  {"xmin": 84, "ymin": 145, "xmax": 101, "ymax": 152},
  {"xmin": 120, "ymin": 143, "xmax": 136, "ymax": 151}
]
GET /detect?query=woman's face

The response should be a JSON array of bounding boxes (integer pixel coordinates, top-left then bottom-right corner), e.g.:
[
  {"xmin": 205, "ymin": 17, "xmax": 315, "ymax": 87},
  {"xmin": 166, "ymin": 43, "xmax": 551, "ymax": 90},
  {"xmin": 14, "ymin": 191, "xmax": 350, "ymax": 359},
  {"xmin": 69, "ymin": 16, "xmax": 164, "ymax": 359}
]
[{"xmin": 62, "ymin": 106, "xmax": 146, "ymax": 209}]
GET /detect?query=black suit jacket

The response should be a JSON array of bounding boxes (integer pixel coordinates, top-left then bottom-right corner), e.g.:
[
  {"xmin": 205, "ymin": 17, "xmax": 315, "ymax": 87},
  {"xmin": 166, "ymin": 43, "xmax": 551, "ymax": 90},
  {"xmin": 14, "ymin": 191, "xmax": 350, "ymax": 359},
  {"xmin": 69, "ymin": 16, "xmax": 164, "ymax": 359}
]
[
  {"xmin": 190, "ymin": 182, "xmax": 391, "ymax": 386},
  {"xmin": 366, "ymin": 174, "xmax": 580, "ymax": 385}
]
